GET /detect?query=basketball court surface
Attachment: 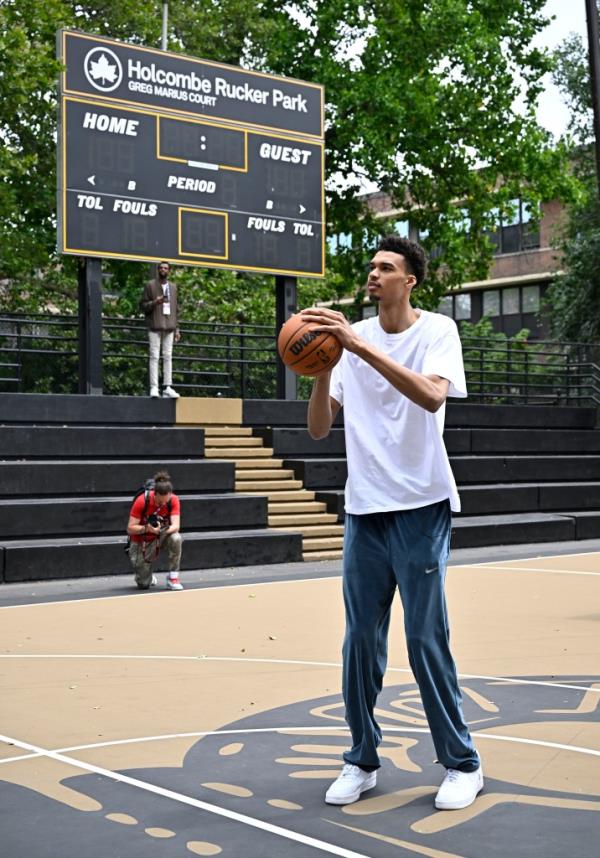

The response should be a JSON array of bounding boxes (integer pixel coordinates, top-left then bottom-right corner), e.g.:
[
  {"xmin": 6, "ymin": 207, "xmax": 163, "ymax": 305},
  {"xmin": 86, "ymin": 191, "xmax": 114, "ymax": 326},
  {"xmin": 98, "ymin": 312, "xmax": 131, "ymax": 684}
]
[{"xmin": 1, "ymin": 541, "xmax": 599, "ymax": 858}]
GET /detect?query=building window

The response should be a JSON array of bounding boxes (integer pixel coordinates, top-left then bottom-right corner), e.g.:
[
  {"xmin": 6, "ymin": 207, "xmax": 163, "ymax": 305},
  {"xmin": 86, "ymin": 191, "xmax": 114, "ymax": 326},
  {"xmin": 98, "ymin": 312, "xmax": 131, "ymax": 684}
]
[
  {"xmin": 485, "ymin": 199, "xmax": 540, "ymax": 255},
  {"xmin": 502, "ymin": 287, "xmax": 520, "ymax": 315},
  {"xmin": 455, "ymin": 293, "xmax": 471, "ymax": 320},
  {"xmin": 522, "ymin": 284, "xmax": 540, "ymax": 313},
  {"xmin": 437, "ymin": 293, "xmax": 471, "ymax": 321},
  {"xmin": 438, "ymin": 296, "xmax": 453, "ymax": 317},
  {"xmin": 394, "ymin": 219, "xmax": 410, "ymax": 238},
  {"xmin": 483, "ymin": 290, "xmax": 500, "ymax": 317}
]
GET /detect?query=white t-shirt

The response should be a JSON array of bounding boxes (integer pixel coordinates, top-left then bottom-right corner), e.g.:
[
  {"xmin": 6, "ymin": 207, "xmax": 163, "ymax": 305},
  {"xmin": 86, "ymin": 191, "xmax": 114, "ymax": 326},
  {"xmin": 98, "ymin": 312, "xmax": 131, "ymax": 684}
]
[{"xmin": 329, "ymin": 310, "xmax": 467, "ymax": 514}]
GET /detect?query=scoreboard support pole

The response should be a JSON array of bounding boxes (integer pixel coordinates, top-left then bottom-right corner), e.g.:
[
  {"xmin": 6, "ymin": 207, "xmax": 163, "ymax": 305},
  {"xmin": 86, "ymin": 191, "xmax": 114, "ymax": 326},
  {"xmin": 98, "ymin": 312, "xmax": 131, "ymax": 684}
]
[
  {"xmin": 77, "ymin": 257, "xmax": 103, "ymax": 395},
  {"xmin": 275, "ymin": 275, "xmax": 298, "ymax": 401}
]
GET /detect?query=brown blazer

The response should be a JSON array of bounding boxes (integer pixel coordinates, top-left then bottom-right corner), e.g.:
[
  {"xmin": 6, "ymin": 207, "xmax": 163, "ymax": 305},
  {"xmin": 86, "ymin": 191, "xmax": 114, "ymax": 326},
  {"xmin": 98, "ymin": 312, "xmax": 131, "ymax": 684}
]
[{"xmin": 139, "ymin": 278, "xmax": 179, "ymax": 332}]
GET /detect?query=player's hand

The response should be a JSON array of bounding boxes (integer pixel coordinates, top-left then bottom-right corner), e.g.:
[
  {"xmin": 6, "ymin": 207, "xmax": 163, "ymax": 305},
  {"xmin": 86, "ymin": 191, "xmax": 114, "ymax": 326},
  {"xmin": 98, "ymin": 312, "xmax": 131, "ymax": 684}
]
[{"xmin": 300, "ymin": 307, "xmax": 360, "ymax": 352}]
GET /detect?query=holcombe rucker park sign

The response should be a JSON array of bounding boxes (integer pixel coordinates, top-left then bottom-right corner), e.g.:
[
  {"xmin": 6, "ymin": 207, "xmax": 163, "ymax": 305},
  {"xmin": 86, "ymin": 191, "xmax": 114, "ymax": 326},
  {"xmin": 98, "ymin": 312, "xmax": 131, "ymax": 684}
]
[{"xmin": 57, "ymin": 30, "xmax": 326, "ymax": 277}]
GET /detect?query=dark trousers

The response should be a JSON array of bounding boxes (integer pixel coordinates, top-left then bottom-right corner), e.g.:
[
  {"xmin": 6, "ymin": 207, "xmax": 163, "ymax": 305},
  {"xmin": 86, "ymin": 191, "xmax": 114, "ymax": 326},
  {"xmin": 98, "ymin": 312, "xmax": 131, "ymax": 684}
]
[{"xmin": 342, "ymin": 500, "xmax": 479, "ymax": 772}]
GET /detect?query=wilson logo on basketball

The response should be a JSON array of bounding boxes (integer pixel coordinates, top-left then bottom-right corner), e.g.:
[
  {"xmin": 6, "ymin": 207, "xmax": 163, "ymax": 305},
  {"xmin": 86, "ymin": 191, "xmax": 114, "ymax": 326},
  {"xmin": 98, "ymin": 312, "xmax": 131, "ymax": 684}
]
[{"xmin": 289, "ymin": 330, "xmax": 318, "ymax": 355}]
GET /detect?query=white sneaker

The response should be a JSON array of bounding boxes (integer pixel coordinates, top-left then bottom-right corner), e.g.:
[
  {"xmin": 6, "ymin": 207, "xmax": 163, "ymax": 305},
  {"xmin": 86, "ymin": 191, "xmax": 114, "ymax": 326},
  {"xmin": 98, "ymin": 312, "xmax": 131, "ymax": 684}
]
[
  {"xmin": 162, "ymin": 386, "xmax": 180, "ymax": 398},
  {"xmin": 166, "ymin": 574, "xmax": 183, "ymax": 590},
  {"xmin": 435, "ymin": 766, "xmax": 483, "ymax": 810},
  {"xmin": 325, "ymin": 764, "xmax": 377, "ymax": 805},
  {"xmin": 149, "ymin": 387, "xmax": 159, "ymax": 398}
]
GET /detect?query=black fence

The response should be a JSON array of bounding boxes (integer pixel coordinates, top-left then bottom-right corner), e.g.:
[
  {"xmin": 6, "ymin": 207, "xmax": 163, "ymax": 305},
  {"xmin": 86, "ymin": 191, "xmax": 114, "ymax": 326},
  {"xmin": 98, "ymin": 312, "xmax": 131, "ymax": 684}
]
[{"xmin": 1, "ymin": 312, "xmax": 599, "ymax": 405}]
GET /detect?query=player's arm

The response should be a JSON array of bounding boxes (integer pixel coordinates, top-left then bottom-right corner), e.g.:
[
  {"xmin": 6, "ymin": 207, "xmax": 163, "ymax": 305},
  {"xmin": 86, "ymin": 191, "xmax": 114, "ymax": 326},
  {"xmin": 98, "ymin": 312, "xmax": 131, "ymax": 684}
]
[
  {"xmin": 301, "ymin": 307, "xmax": 449, "ymax": 413},
  {"xmin": 353, "ymin": 345, "xmax": 449, "ymax": 412},
  {"xmin": 307, "ymin": 372, "xmax": 341, "ymax": 440}
]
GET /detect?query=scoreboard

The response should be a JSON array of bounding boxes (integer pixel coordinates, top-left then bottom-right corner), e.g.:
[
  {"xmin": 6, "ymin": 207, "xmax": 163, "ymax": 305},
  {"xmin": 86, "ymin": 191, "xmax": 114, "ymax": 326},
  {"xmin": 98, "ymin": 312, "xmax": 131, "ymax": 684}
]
[{"xmin": 57, "ymin": 30, "xmax": 325, "ymax": 277}]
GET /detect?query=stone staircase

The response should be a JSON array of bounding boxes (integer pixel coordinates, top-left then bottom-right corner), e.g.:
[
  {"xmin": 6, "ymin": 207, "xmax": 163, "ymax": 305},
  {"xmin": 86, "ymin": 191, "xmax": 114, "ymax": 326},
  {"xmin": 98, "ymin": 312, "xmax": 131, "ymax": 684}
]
[{"xmin": 202, "ymin": 426, "xmax": 344, "ymax": 560}]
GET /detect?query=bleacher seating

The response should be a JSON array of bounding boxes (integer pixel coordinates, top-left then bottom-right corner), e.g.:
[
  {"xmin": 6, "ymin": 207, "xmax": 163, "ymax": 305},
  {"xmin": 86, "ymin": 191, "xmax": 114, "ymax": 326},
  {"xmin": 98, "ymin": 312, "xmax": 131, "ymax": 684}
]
[
  {"xmin": 0, "ymin": 393, "xmax": 302, "ymax": 583},
  {"xmin": 244, "ymin": 399, "xmax": 600, "ymax": 549}
]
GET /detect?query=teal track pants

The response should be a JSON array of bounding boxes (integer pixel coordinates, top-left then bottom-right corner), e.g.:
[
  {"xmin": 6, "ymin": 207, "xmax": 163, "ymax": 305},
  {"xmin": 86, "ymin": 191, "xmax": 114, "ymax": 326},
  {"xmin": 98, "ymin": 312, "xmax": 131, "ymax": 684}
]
[{"xmin": 341, "ymin": 500, "xmax": 479, "ymax": 772}]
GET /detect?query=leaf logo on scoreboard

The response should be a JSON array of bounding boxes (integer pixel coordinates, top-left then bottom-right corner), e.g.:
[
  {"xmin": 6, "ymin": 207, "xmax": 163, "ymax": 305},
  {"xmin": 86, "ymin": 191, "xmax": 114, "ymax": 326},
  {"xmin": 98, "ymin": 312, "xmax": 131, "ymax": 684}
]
[{"xmin": 83, "ymin": 46, "xmax": 123, "ymax": 93}]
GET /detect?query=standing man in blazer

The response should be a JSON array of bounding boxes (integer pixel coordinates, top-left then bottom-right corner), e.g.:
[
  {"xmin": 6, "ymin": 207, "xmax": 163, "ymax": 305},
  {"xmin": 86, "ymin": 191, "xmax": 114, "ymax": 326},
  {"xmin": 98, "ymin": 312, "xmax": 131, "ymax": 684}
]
[{"xmin": 140, "ymin": 261, "xmax": 181, "ymax": 398}]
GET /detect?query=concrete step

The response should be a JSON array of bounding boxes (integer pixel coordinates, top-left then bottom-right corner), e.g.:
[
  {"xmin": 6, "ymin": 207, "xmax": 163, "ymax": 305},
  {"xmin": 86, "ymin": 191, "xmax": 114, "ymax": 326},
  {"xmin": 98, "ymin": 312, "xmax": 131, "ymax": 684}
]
[
  {"xmin": 203, "ymin": 427, "xmax": 250, "ymax": 437},
  {"xmin": 452, "ymin": 455, "xmax": 600, "ymax": 484},
  {"xmin": 303, "ymin": 536, "xmax": 345, "ymax": 551},
  {"xmin": 0, "ymin": 493, "xmax": 268, "ymax": 539},
  {"xmin": 0, "ymin": 425, "xmax": 206, "ymax": 459},
  {"xmin": 257, "ymin": 426, "xmax": 600, "ymax": 459},
  {"xmin": 0, "ymin": 528, "xmax": 304, "ymax": 583},
  {"xmin": 235, "ymin": 469, "xmax": 295, "ymax": 480},
  {"xmin": 205, "ymin": 436, "xmax": 263, "ymax": 447},
  {"xmin": 450, "ymin": 512, "xmax": 576, "ymax": 549},
  {"xmin": 244, "ymin": 400, "xmax": 597, "ymax": 431},
  {"xmin": 204, "ymin": 447, "xmax": 274, "ymax": 459},
  {"xmin": 286, "ymin": 455, "xmax": 600, "ymax": 490},
  {"xmin": 236, "ymin": 479, "xmax": 304, "ymax": 491},
  {"xmin": 304, "ymin": 549, "xmax": 343, "ymax": 561},
  {"xmin": 270, "ymin": 524, "xmax": 345, "ymax": 536},
  {"xmin": 268, "ymin": 501, "xmax": 328, "ymax": 514},
  {"xmin": 1, "ymin": 459, "xmax": 235, "ymax": 498},
  {"xmin": 269, "ymin": 512, "xmax": 339, "ymax": 526},
  {"xmin": 235, "ymin": 459, "xmax": 284, "ymax": 469},
  {"xmin": 244, "ymin": 489, "xmax": 316, "ymax": 501}
]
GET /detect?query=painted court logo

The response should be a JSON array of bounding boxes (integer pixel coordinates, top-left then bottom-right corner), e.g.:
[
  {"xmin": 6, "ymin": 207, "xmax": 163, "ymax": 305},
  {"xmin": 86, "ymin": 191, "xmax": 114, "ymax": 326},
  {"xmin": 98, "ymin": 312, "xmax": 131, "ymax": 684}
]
[
  {"xmin": 84, "ymin": 47, "xmax": 123, "ymax": 92},
  {"xmin": 4, "ymin": 676, "xmax": 599, "ymax": 857}
]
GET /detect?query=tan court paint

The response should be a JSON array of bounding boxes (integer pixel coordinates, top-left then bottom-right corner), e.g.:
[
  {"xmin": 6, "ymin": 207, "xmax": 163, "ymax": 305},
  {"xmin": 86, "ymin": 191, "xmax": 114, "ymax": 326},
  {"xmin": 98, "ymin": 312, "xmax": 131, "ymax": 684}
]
[{"xmin": 0, "ymin": 559, "xmax": 599, "ymax": 821}]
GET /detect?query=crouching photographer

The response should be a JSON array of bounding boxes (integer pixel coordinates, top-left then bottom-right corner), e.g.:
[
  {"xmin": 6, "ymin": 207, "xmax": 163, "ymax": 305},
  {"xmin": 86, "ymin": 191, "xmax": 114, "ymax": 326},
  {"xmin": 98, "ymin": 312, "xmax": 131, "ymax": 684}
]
[{"xmin": 127, "ymin": 470, "xmax": 183, "ymax": 591}]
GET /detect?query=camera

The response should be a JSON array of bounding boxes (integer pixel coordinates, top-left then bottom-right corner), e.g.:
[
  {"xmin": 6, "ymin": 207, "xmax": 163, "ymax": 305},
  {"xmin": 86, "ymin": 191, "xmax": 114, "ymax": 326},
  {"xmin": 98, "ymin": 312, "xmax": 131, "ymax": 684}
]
[{"xmin": 148, "ymin": 513, "xmax": 165, "ymax": 528}]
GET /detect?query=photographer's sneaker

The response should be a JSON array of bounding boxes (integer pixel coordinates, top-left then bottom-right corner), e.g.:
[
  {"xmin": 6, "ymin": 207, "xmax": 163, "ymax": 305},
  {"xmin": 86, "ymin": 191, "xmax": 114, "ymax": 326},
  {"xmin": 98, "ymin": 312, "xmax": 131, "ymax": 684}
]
[
  {"xmin": 162, "ymin": 386, "xmax": 180, "ymax": 398},
  {"xmin": 325, "ymin": 764, "xmax": 377, "ymax": 805},
  {"xmin": 166, "ymin": 574, "xmax": 183, "ymax": 591},
  {"xmin": 435, "ymin": 766, "xmax": 483, "ymax": 810},
  {"xmin": 149, "ymin": 386, "xmax": 159, "ymax": 398}
]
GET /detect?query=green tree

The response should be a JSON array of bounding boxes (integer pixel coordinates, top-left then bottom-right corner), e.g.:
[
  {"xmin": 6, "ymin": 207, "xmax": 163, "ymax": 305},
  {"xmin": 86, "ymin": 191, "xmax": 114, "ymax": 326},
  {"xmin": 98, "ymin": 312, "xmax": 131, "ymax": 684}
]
[
  {"xmin": 0, "ymin": 0, "xmax": 577, "ymax": 317},
  {"xmin": 544, "ymin": 19, "xmax": 600, "ymax": 343}
]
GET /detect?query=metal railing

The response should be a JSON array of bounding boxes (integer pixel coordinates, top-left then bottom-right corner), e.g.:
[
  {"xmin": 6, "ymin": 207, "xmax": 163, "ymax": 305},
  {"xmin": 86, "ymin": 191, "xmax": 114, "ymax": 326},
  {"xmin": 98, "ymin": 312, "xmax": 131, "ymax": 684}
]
[
  {"xmin": 461, "ymin": 336, "xmax": 600, "ymax": 406},
  {"xmin": 0, "ymin": 313, "xmax": 277, "ymax": 399},
  {"xmin": 1, "ymin": 312, "xmax": 599, "ymax": 405}
]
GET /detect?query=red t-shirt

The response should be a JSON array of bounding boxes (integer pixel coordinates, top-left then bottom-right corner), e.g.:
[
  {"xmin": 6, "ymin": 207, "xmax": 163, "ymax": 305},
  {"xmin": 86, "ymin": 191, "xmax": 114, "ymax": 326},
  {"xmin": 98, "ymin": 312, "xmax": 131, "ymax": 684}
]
[{"xmin": 129, "ymin": 490, "xmax": 180, "ymax": 543}]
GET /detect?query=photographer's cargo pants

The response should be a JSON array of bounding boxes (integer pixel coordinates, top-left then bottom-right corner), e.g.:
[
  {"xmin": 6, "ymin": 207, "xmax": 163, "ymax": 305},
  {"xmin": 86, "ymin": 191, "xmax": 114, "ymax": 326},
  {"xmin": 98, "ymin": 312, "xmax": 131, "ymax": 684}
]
[{"xmin": 129, "ymin": 532, "xmax": 183, "ymax": 588}]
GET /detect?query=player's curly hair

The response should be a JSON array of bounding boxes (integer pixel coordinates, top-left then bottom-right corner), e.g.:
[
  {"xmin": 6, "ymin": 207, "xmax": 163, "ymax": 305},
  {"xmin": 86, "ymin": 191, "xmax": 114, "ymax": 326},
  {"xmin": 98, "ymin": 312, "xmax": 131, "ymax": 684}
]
[{"xmin": 377, "ymin": 235, "xmax": 428, "ymax": 287}]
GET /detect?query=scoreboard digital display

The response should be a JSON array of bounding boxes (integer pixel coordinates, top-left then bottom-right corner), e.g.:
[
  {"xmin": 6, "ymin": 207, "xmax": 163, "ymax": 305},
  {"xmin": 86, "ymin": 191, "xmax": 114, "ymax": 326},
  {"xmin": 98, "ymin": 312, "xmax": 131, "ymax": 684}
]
[{"xmin": 57, "ymin": 30, "xmax": 325, "ymax": 277}]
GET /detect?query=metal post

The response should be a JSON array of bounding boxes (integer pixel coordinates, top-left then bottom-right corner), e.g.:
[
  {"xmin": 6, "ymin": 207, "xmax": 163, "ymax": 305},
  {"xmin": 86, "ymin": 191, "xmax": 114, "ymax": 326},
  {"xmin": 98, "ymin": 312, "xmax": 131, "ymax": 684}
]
[
  {"xmin": 161, "ymin": 3, "xmax": 169, "ymax": 51},
  {"xmin": 275, "ymin": 275, "xmax": 298, "ymax": 400},
  {"xmin": 77, "ymin": 257, "xmax": 103, "ymax": 395},
  {"xmin": 585, "ymin": 0, "xmax": 600, "ymax": 200}
]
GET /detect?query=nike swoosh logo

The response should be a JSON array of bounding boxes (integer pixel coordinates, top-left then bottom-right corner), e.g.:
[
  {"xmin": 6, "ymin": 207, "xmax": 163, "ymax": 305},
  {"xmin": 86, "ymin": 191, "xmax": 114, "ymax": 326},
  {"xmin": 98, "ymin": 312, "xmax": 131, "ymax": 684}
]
[{"xmin": 425, "ymin": 567, "xmax": 438, "ymax": 575}]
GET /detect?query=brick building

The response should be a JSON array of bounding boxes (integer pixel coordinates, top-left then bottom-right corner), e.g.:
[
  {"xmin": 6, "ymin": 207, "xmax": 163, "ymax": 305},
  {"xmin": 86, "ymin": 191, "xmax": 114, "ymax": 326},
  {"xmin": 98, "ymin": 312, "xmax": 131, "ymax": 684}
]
[{"xmin": 334, "ymin": 192, "xmax": 565, "ymax": 340}]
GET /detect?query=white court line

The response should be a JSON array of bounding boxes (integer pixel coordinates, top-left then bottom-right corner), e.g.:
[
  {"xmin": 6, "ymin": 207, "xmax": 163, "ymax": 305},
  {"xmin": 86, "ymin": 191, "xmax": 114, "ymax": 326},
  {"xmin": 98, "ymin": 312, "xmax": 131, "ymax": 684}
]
[
  {"xmin": 0, "ymin": 732, "xmax": 372, "ymax": 858},
  {"xmin": 1, "ymin": 653, "xmax": 598, "ymax": 695},
  {"xmin": 457, "ymin": 565, "xmax": 600, "ymax": 577},
  {"xmin": 2, "ymin": 724, "xmax": 599, "ymax": 768},
  {"xmin": 0, "ymin": 653, "xmax": 600, "ymax": 694},
  {"xmin": 469, "ymin": 549, "xmax": 600, "ymax": 567}
]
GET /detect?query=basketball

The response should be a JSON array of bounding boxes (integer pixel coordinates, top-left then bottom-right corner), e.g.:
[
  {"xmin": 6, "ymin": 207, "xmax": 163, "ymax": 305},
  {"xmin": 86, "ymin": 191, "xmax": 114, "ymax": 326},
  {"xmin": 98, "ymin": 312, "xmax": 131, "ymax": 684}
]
[{"xmin": 277, "ymin": 313, "xmax": 342, "ymax": 376}]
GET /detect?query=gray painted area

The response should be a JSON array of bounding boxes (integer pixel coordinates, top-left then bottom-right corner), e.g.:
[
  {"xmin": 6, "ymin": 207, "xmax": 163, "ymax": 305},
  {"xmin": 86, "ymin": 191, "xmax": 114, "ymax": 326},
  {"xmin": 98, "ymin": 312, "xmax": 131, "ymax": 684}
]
[{"xmin": 1, "ymin": 538, "xmax": 600, "ymax": 607}]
